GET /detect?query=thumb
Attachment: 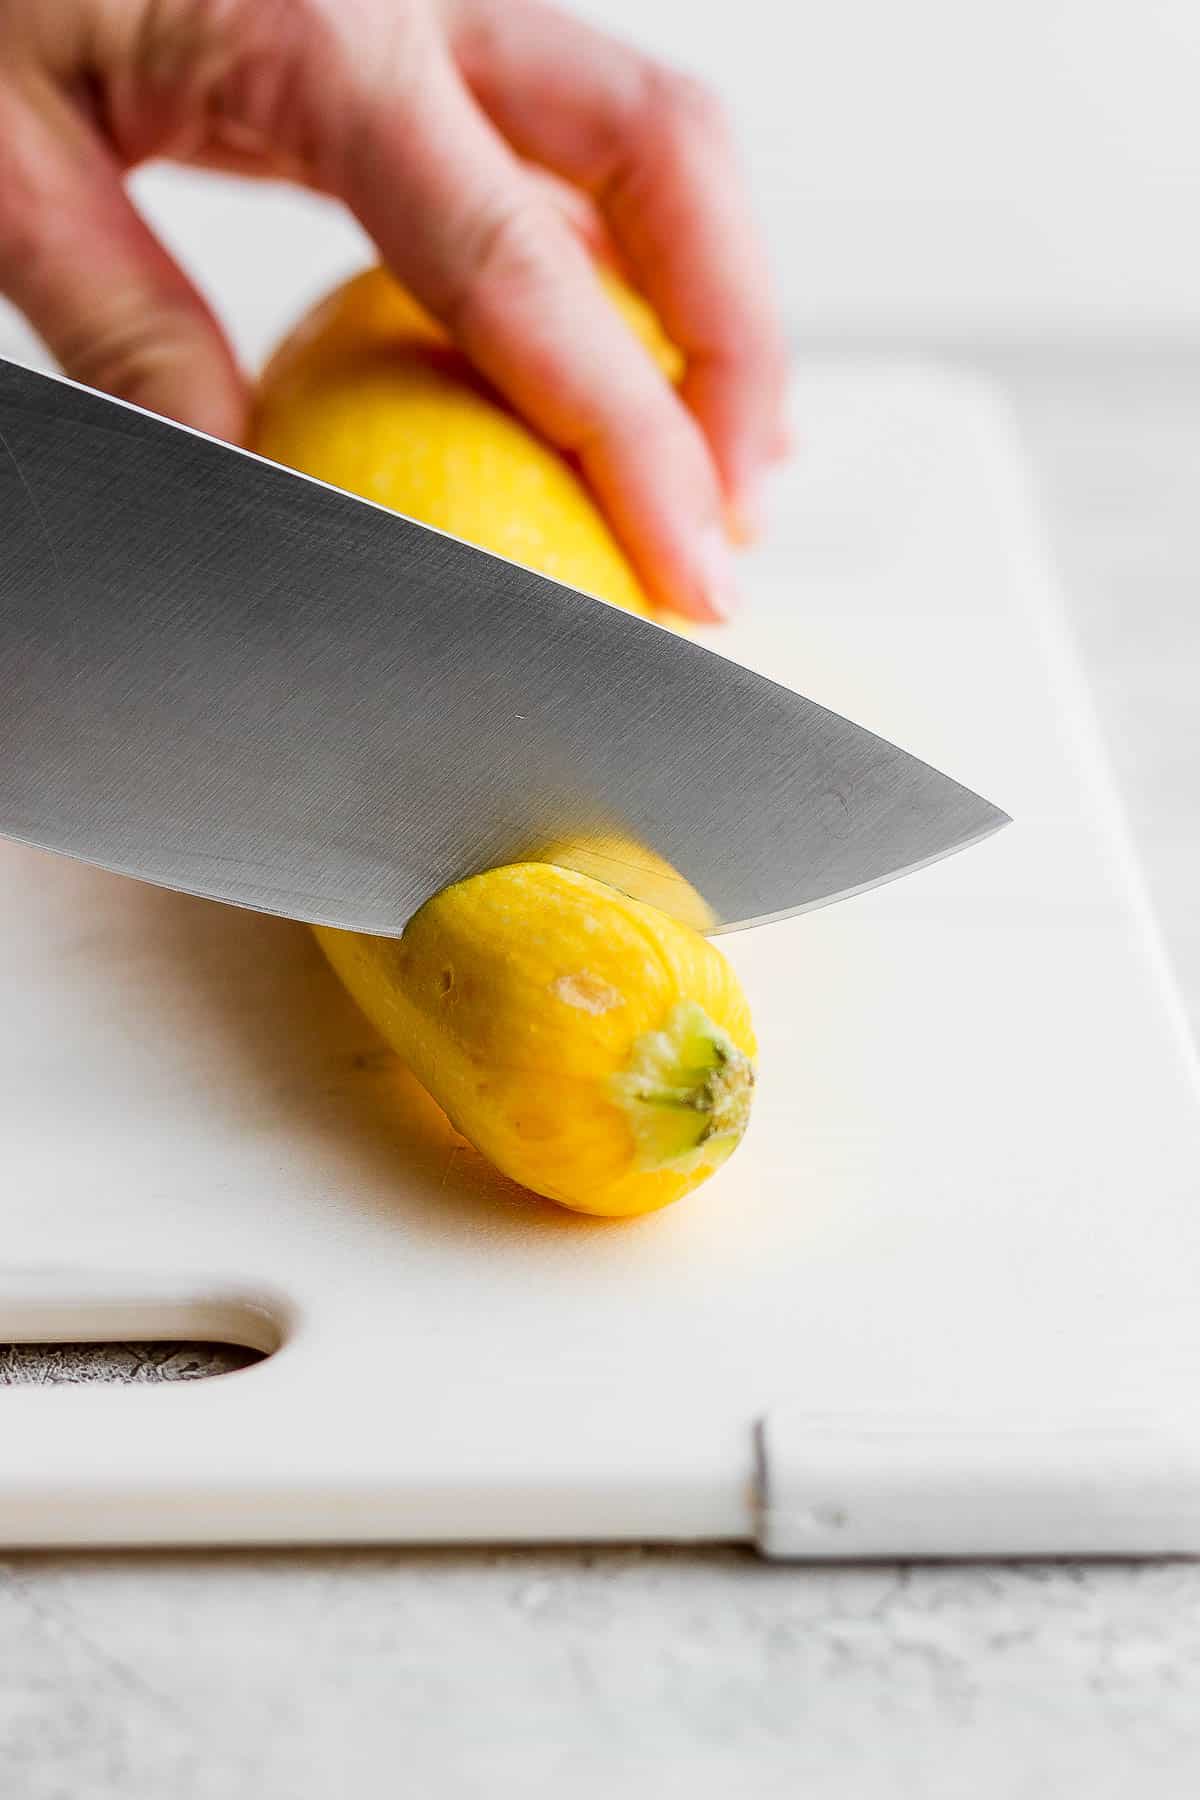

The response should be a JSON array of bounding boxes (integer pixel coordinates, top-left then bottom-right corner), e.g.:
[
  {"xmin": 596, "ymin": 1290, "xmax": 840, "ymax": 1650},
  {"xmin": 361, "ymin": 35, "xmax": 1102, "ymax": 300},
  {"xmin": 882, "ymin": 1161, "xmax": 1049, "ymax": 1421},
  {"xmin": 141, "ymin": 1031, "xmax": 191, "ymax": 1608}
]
[{"xmin": 0, "ymin": 77, "xmax": 244, "ymax": 441}]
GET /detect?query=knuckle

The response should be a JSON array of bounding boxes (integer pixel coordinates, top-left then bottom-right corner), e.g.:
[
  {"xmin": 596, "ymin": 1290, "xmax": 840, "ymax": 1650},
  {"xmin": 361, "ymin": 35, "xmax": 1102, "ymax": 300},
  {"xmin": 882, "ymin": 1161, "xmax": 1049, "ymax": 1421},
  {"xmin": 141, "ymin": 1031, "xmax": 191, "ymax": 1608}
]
[
  {"xmin": 579, "ymin": 382, "xmax": 706, "ymax": 486},
  {"xmin": 134, "ymin": 0, "xmax": 258, "ymax": 74},
  {"xmin": 0, "ymin": 203, "xmax": 77, "ymax": 313},
  {"xmin": 126, "ymin": 0, "xmax": 354, "ymax": 174},
  {"xmin": 137, "ymin": 2, "xmax": 311, "ymax": 104},
  {"xmin": 642, "ymin": 63, "xmax": 729, "ymax": 144},
  {"xmin": 445, "ymin": 195, "xmax": 561, "ymax": 334},
  {"xmin": 742, "ymin": 321, "xmax": 791, "ymax": 388},
  {"xmin": 57, "ymin": 297, "xmax": 199, "ymax": 405},
  {"xmin": 0, "ymin": 204, "xmax": 40, "ymax": 297}
]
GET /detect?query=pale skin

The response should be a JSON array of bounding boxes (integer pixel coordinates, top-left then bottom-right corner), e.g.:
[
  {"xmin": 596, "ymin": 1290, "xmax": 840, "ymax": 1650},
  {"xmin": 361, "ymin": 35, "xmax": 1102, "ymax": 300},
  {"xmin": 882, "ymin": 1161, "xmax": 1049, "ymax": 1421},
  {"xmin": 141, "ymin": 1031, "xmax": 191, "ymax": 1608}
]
[{"xmin": 0, "ymin": 0, "xmax": 789, "ymax": 621}]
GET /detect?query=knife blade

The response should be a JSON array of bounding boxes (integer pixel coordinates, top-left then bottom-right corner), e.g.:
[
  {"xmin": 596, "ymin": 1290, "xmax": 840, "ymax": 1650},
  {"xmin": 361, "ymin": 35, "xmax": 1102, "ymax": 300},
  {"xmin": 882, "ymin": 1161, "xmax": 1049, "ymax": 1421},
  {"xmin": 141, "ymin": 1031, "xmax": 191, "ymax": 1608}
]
[{"xmin": 0, "ymin": 356, "xmax": 1008, "ymax": 935}]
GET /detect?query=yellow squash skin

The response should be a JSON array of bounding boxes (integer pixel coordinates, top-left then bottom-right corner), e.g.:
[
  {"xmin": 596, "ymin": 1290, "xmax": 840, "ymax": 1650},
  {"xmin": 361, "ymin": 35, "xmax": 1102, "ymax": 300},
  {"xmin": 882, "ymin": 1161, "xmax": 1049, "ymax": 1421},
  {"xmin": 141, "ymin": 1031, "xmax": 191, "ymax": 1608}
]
[
  {"xmin": 255, "ymin": 267, "xmax": 756, "ymax": 1216},
  {"xmin": 314, "ymin": 865, "xmax": 756, "ymax": 1217}
]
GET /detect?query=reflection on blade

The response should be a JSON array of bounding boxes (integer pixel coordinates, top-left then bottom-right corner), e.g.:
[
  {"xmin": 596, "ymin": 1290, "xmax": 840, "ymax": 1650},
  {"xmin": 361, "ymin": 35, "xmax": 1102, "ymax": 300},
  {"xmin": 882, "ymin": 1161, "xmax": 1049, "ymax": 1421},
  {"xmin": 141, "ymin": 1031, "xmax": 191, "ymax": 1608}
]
[
  {"xmin": 712, "ymin": 808, "xmax": 1012, "ymax": 935},
  {"xmin": 521, "ymin": 830, "xmax": 717, "ymax": 932}
]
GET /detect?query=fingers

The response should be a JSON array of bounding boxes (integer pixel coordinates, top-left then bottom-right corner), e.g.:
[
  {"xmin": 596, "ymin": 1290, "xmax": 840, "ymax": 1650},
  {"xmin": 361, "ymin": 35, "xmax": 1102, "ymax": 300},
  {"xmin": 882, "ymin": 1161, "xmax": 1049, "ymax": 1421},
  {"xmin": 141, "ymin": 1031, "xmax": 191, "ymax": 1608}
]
[
  {"xmin": 605, "ymin": 70, "xmax": 790, "ymax": 535},
  {"xmin": 338, "ymin": 47, "xmax": 736, "ymax": 619},
  {"xmin": 521, "ymin": 164, "xmax": 612, "ymax": 257},
  {"xmin": 448, "ymin": 0, "xmax": 790, "ymax": 531},
  {"xmin": 0, "ymin": 74, "xmax": 245, "ymax": 440}
]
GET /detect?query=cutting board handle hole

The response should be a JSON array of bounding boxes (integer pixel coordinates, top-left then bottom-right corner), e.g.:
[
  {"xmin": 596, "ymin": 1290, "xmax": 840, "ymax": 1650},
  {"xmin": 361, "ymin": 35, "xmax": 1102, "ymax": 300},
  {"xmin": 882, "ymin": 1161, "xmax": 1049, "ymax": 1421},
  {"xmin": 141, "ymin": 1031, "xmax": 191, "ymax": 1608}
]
[{"xmin": 0, "ymin": 1339, "xmax": 265, "ymax": 1385}]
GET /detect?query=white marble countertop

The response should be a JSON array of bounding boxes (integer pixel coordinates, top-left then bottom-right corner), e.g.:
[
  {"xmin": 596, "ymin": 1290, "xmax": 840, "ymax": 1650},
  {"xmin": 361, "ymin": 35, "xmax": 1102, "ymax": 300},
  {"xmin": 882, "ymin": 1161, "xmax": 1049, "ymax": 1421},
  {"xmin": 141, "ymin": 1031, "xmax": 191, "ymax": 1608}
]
[{"xmin": 3, "ymin": 347, "xmax": 1199, "ymax": 1799}]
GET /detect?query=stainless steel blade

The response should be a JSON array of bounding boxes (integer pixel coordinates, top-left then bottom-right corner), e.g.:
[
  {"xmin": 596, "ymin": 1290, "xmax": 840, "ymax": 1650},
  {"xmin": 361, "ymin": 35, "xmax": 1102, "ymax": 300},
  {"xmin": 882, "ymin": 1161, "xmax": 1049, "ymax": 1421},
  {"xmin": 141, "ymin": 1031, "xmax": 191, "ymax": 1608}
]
[{"xmin": 0, "ymin": 357, "xmax": 1008, "ymax": 935}]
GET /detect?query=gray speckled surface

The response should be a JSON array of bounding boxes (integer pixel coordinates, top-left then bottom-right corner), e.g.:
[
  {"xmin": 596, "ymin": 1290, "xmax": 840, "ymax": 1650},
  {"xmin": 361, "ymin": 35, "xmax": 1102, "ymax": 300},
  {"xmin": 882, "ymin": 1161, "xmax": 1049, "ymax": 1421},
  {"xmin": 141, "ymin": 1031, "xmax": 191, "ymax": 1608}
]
[
  {"xmin": 0, "ymin": 1342, "xmax": 260, "ymax": 1386},
  {"xmin": 4, "ymin": 1548, "xmax": 1200, "ymax": 1798},
  {"xmin": 4, "ymin": 349, "xmax": 1200, "ymax": 1798}
]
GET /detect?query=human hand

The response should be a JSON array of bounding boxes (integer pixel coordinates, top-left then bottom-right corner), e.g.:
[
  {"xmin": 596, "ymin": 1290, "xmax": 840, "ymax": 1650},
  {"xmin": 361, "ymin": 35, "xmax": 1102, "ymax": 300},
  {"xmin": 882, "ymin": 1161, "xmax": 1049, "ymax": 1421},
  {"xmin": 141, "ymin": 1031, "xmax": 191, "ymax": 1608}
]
[{"xmin": 0, "ymin": 0, "xmax": 788, "ymax": 619}]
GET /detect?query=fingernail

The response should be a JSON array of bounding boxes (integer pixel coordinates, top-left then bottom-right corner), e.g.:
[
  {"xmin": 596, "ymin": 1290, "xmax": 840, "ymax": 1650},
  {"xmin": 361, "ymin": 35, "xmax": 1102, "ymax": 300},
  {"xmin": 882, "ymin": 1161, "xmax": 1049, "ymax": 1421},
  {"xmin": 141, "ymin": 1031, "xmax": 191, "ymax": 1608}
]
[
  {"xmin": 770, "ymin": 423, "xmax": 796, "ymax": 463},
  {"xmin": 727, "ymin": 478, "xmax": 767, "ymax": 546},
  {"xmin": 697, "ymin": 522, "xmax": 743, "ymax": 621}
]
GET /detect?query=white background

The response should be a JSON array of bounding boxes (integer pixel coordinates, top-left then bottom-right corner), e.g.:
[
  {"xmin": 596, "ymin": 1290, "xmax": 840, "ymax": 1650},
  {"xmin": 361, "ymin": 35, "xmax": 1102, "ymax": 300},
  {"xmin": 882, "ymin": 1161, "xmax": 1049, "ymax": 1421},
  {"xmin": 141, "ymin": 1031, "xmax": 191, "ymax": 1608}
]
[{"xmin": 574, "ymin": 0, "xmax": 1200, "ymax": 335}]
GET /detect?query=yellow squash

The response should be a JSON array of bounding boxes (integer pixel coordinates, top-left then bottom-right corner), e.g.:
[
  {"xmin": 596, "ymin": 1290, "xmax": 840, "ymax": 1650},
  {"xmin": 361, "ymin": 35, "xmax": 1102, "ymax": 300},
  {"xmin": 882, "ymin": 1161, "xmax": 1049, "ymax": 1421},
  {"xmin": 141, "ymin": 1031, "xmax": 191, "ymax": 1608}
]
[
  {"xmin": 316, "ymin": 865, "xmax": 754, "ymax": 1217},
  {"xmin": 254, "ymin": 267, "xmax": 755, "ymax": 1215}
]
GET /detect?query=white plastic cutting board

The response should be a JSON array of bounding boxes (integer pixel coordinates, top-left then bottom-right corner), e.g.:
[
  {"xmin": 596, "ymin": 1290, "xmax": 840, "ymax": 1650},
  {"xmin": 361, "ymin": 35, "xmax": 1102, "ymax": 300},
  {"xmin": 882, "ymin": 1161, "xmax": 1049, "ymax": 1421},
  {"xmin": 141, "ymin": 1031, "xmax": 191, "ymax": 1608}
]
[{"xmin": 3, "ymin": 362, "xmax": 1200, "ymax": 1558}]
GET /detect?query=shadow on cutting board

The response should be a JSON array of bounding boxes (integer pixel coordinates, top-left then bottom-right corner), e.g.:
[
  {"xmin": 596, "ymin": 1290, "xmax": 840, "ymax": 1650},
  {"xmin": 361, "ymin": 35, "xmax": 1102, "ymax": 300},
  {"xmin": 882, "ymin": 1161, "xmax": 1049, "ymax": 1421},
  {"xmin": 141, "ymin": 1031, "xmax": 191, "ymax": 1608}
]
[{"xmin": 92, "ymin": 866, "xmax": 623, "ymax": 1248}]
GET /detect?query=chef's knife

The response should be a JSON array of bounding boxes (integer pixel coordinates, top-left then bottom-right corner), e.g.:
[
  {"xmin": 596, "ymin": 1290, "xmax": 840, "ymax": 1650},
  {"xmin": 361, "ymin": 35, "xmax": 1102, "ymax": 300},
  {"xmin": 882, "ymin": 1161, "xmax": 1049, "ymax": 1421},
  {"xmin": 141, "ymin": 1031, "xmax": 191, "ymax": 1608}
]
[{"xmin": 0, "ymin": 356, "xmax": 1008, "ymax": 935}]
